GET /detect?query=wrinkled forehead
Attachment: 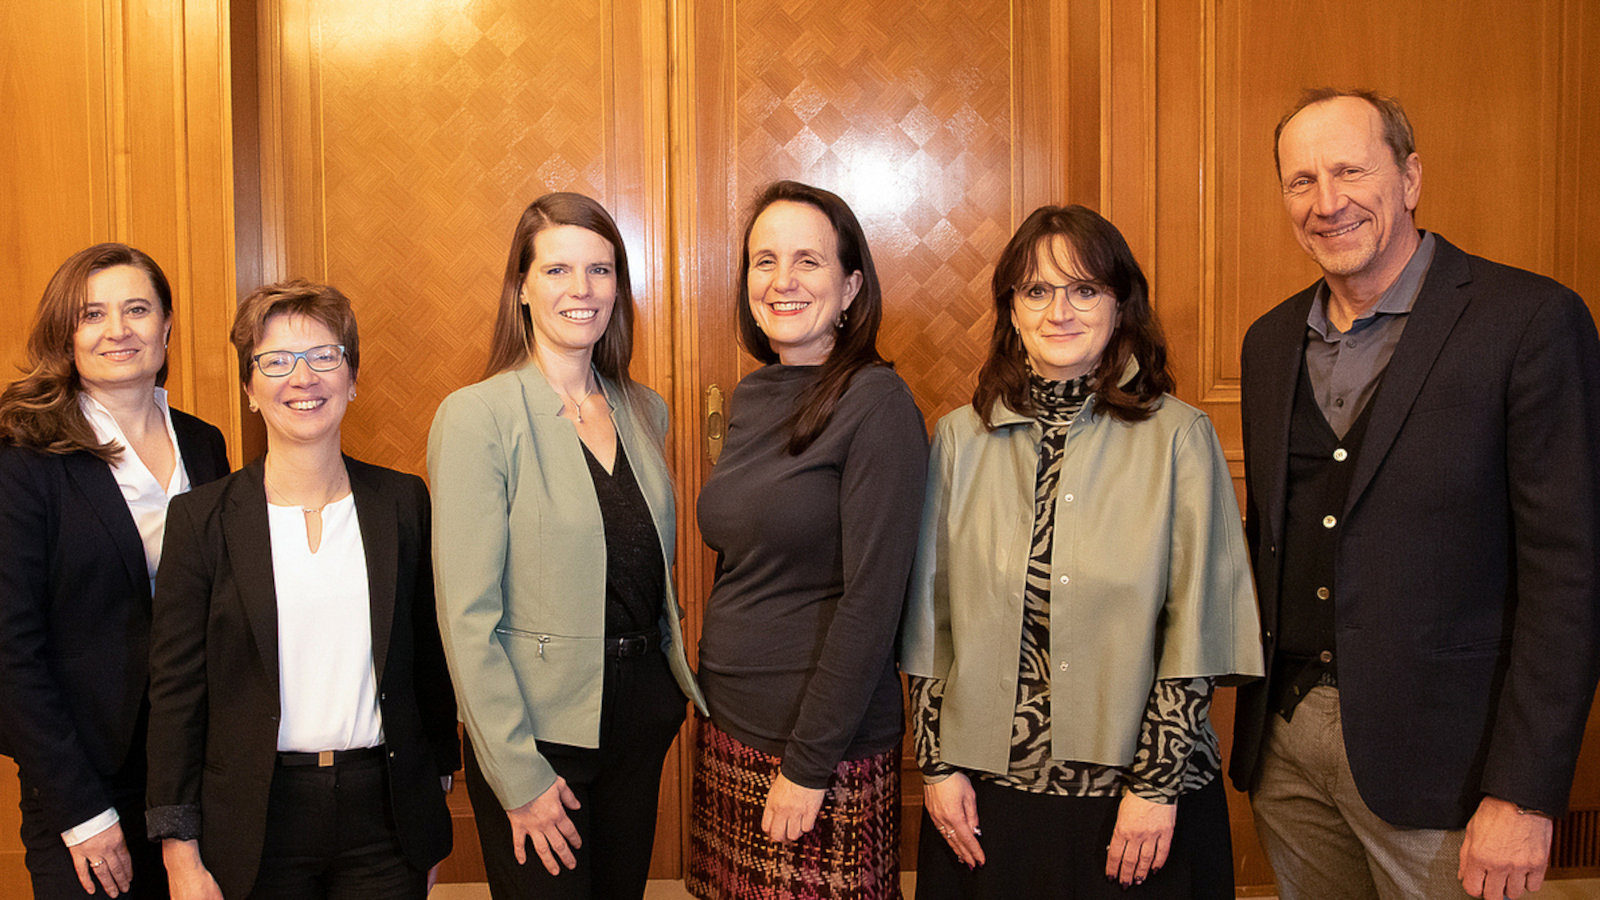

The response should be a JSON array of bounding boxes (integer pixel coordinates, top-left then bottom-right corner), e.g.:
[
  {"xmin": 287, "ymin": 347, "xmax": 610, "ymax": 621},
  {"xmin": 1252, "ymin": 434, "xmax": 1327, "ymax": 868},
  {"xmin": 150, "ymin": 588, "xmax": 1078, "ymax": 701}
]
[{"xmin": 1277, "ymin": 97, "xmax": 1390, "ymax": 176}]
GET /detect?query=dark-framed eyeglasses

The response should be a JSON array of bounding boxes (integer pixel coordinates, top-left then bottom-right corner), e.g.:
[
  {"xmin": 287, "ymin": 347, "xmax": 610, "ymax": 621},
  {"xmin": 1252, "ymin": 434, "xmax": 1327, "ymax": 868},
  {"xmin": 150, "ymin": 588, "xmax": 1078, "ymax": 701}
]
[
  {"xmin": 1012, "ymin": 281, "xmax": 1108, "ymax": 313},
  {"xmin": 252, "ymin": 344, "xmax": 347, "ymax": 378}
]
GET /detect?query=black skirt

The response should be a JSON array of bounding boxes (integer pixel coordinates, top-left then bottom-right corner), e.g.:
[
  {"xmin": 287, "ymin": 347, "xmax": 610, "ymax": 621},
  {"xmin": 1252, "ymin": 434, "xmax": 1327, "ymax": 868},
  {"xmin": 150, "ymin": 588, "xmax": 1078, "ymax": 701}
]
[{"xmin": 915, "ymin": 775, "xmax": 1234, "ymax": 899}]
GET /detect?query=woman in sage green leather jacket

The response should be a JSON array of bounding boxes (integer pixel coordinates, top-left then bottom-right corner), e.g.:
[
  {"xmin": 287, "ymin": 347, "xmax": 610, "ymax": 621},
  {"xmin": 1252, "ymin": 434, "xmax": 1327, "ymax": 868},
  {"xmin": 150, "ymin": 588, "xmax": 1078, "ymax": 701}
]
[
  {"xmin": 428, "ymin": 193, "xmax": 705, "ymax": 900},
  {"xmin": 899, "ymin": 205, "xmax": 1262, "ymax": 899}
]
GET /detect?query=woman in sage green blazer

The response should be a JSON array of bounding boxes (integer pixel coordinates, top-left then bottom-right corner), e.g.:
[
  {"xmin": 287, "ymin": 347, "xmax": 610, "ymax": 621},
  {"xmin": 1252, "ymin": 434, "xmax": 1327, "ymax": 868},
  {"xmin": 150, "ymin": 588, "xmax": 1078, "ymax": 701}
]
[
  {"xmin": 899, "ymin": 205, "xmax": 1261, "ymax": 899},
  {"xmin": 428, "ymin": 193, "xmax": 705, "ymax": 900}
]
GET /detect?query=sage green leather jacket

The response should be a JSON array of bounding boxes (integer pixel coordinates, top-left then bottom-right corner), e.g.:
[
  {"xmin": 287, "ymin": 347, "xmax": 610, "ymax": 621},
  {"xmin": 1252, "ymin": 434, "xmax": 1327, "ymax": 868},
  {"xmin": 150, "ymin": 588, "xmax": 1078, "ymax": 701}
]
[
  {"xmin": 899, "ymin": 389, "xmax": 1263, "ymax": 774},
  {"xmin": 428, "ymin": 366, "xmax": 706, "ymax": 809}
]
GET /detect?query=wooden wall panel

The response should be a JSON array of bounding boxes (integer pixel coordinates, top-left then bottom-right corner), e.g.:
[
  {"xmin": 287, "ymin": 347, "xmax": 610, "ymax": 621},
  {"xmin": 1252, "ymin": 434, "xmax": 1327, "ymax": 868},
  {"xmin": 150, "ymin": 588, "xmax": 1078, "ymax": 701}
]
[{"xmin": 0, "ymin": 1, "xmax": 107, "ymax": 383}]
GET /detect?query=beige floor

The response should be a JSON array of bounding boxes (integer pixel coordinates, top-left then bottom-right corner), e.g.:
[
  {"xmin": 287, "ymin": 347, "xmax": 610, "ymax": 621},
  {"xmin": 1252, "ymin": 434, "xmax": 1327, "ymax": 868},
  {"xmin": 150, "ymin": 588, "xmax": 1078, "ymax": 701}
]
[{"xmin": 432, "ymin": 874, "xmax": 1600, "ymax": 898}]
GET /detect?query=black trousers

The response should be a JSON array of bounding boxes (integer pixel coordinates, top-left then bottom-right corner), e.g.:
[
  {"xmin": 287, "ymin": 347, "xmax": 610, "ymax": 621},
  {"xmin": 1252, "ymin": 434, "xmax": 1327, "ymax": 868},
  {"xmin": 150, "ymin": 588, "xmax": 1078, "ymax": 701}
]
[
  {"xmin": 245, "ymin": 753, "xmax": 424, "ymax": 900},
  {"xmin": 465, "ymin": 648, "xmax": 687, "ymax": 900},
  {"xmin": 17, "ymin": 727, "xmax": 168, "ymax": 900},
  {"xmin": 915, "ymin": 775, "xmax": 1234, "ymax": 900}
]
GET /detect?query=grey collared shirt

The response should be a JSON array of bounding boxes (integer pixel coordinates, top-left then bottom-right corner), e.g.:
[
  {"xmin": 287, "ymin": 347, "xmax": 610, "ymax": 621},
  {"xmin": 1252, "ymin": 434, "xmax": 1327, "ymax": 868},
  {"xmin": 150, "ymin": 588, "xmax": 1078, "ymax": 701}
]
[{"xmin": 1304, "ymin": 231, "xmax": 1437, "ymax": 437}]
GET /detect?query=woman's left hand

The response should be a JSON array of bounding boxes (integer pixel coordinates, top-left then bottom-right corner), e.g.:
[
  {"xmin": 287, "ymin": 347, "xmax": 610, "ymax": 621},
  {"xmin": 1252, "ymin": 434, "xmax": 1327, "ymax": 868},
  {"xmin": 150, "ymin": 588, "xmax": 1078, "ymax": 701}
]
[
  {"xmin": 761, "ymin": 772, "xmax": 826, "ymax": 842},
  {"xmin": 1105, "ymin": 792, "xmax": 1176, "ymax": 887}
]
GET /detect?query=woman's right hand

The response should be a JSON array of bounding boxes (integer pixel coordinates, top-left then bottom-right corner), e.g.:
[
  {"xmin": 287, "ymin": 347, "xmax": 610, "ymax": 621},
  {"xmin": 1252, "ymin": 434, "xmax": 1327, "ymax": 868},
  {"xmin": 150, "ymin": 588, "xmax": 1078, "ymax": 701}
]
[
  {"xmin": 162, "ymin": 839, "xmax": 223, "ymax": 900},
  {"xmin": 508, "ymin": 776, "xmax": 583, "ymax": 875},
  {"xmin": 923, "ymin": 771, "xmax": 985, "ymax": 868}
]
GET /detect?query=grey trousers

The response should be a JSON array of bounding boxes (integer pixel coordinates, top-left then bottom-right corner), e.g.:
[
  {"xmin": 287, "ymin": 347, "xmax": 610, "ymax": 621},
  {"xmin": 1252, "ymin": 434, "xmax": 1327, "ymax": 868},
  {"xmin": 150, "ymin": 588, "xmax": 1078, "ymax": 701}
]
[{"xmin": 1250, "ymin": 686, "xmax": 1471, "ymax": 900}]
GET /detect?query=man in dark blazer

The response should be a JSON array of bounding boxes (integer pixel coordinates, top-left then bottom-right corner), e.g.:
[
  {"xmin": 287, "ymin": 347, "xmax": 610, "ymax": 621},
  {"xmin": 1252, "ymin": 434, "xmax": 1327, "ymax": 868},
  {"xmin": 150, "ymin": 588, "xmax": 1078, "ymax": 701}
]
[
  {"xmin": 1229, "ymin": 88, "xmax": 1600, "ymax": 900},
  {"xmin": 0, "ymin": 411, "xmax": 228, "ymax": 898}
]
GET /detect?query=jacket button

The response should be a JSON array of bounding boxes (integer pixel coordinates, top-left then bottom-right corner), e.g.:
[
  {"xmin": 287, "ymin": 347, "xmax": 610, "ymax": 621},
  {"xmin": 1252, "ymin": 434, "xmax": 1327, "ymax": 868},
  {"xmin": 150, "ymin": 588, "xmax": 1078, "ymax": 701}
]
[
  {"xmin": 1319, "ymin": 649, "xmax": 1333, "ymax": 663},
  {"xmin": 1333, "ymin": 448, "xmax": 1348, "ymax": 462},
  {"xmin": 1059, "ymin": 661, "xmax": 1069, "ymax": 671},
  {"xmin": 1059, "ymin": 575, "xmax": 1070, "ymax": 585},
  {"xmin": 1322, "ymin": 515, "xmax": 1337, "ymax": 528},
  {"xmin": 1316, "ymin": 586, "xmax": 1330, "ymax": 600}
]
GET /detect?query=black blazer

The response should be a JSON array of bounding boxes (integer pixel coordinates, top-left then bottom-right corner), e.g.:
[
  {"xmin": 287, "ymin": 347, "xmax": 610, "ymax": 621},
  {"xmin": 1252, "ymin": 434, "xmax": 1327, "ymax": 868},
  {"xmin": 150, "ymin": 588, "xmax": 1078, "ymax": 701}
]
[
  {"xmin": 145, "ymin": 455, "xmax": 458, "ymax": 898},
  {"xmin": 1229, "ymin": 235, "xmax": 1600, "ymax": 828},
  {"xmin": 0, "ymin": 410, "xmax": 228, "ymax": 833}
]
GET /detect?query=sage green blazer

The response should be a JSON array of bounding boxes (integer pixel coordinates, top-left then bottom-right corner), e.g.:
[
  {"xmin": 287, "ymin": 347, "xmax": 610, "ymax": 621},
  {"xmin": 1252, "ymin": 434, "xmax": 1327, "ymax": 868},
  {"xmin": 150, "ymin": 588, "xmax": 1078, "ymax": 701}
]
[
  {"xmin": 428, "ymin": 366, "xmax": 706, "ymax": 809},
  {"xmin": 900, "ymin": 388, "xmax": 1263, "ymax": 774}
]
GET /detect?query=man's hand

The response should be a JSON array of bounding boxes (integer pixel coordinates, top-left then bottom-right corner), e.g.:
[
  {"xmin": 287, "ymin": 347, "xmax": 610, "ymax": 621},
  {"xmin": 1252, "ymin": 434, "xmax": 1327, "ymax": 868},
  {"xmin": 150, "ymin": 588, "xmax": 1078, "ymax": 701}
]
[
  {"xmin": 761, "ymin": 772, "xmax": 825, "ymax": 842},
  {"xmin": 1459, "ymin": 795, "xmax": 1552, "ymax": 899}
]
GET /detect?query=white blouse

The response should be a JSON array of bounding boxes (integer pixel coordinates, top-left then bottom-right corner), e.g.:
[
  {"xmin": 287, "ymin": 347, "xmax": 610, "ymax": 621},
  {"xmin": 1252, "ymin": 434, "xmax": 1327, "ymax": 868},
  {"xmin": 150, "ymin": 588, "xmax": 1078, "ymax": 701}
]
[
  {"xmin": 267, "ymin": 494, "xmax": 385, "ymax": 752},
  {"xmin": 80, "ymin": 389, "xmax": 190, "ymax": 594}
]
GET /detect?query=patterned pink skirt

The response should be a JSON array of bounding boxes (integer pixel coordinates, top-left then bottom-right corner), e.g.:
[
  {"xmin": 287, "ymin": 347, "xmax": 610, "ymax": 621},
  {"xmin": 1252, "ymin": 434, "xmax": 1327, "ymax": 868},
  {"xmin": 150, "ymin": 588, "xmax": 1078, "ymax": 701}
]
[{"xmin": 687, "ymin": 719, "xmax": 902, "ymax": 900}]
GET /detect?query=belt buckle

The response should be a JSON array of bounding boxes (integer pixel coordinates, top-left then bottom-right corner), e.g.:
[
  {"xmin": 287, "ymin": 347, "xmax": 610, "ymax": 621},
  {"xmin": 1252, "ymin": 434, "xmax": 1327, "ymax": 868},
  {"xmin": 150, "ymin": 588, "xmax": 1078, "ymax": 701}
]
[
  {"xmin": 318, "ymin": 750, "xmax": 335, "ymax": 767},
  {"xmin": 621, "ymin": 635, "xmax": 647, "ymax": 657}
]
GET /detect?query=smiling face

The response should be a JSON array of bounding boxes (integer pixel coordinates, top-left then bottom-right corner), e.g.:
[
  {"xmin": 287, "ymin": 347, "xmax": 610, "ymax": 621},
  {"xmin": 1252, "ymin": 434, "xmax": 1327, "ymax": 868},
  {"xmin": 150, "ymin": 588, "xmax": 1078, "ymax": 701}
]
[
  {"xmin": 1010, "ymin": 237, "xmax": 1119, "ymax": 381},
  {"xmin": 1276, "ymin": 96, "xmax": 1422, "ymax": 292},
  {"xmin": 245, "ymin": 313, "xmax": 353, "ymax": 452},
  {"xmin": 522, "ymin": 224, "xmax": 617, "ymax": 361},
  {"xmin": 745, "ymin": 200, "xmax": 864, "ymax": 366},
  {"xmin": 73, "ymin": 264, "xmax": 170, "ymax": 398}
]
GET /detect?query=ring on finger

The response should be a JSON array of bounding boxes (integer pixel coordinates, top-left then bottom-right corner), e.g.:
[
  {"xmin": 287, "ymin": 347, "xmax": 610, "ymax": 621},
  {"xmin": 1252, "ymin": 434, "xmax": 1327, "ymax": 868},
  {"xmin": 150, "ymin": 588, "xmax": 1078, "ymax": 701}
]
[{"xmin": 90, "ymin": 859, "xmax": 104, "ymax": 869}]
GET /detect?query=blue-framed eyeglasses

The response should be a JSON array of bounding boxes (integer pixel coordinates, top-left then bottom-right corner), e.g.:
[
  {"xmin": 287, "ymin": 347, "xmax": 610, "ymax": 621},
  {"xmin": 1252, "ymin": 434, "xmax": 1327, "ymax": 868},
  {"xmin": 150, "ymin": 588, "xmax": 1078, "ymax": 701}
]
[{"xmin": 252, "ymin": 344, "xmax": 347, "ymax": 378}]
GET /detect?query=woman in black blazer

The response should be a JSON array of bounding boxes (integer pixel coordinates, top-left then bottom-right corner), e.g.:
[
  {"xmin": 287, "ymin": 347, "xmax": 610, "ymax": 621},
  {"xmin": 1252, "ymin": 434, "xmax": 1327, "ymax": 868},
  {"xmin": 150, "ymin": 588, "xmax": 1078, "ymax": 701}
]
[
  {"xmin": 145, "ymin": 280, "xmax": 458, "ymax": 899},
  {"xmin": 0, "ymin": 243, "xmax": 229, "ymax": 899}
]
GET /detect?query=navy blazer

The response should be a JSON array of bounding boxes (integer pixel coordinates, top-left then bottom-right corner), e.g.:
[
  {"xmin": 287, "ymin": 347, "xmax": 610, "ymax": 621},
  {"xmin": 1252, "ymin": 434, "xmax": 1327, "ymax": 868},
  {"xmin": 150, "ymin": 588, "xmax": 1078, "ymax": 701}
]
[
  {"xmin": 145, "ymin": 455, "xmax": 458, "ymax": 898},
  {"xmin": 0, "ymin": 409, "xmax": 228, "ymax": 833},
  {"xmin": 1229, "ymin": 235, "xmax": 1600, "ymax": 827}
]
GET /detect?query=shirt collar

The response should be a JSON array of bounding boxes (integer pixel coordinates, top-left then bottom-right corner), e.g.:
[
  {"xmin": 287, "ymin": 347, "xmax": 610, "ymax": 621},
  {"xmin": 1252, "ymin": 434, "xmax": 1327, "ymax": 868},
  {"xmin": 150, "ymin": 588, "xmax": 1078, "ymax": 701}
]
[
  {"xmin": 80, "ymin": 387, "xmax": 172, "ymax": 445},
  {"xmin": 1307, "ymin": 230, "xmax": 1437, "ymax": 339}
]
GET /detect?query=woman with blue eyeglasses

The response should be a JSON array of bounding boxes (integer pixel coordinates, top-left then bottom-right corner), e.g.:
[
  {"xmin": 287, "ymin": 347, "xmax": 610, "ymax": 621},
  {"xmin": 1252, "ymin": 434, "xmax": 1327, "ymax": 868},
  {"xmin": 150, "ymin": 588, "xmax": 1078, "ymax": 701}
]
[{"xmin": 146, "ymin": 279, "xmax": 459, "ymax": 900}]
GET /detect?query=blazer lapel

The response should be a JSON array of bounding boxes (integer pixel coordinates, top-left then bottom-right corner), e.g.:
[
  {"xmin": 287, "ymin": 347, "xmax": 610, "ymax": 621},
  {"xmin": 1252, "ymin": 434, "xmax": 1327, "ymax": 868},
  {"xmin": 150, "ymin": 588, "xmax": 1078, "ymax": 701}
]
[
  {"xmin": 1344, "ymin": 240, "xmax": 1472, "ymax": 512},
  {"xmin": 222, "ymin": 459, "xmax": 282, "ymax": 695},
  {"xmin": 1250, "ymin": 290, "xmax": 1314, "ymax": 553},
  {"xmin": 350, "ymin": 459, "xmax": 396, "ymax": 685},
  {"xmin": 173, "ymin": 413, "xmax": 225, "ymax": 484},
  {"xmin": 62, "ymin": 454, "xmax": 149, "ymax": 600}
]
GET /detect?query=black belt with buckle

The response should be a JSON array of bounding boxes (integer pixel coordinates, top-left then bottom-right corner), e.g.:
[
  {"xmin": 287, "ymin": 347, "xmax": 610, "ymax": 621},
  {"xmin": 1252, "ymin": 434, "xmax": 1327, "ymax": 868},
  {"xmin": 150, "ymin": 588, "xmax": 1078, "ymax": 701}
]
[
  {"xmin": 276, "ymin": 745, "xmax": 386, "ymax": 767},
  {"xmin": 605, "ymin": 630, "xmax": 660, "ymax": 659}
]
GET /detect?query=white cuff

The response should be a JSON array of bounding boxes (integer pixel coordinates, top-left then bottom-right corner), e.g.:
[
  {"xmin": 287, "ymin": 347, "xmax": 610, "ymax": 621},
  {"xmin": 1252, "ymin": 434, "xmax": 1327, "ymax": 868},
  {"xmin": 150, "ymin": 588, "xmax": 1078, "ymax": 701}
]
[{"xmin": 61, "ymin": 808, "xmax": 119, "ymax": 847}]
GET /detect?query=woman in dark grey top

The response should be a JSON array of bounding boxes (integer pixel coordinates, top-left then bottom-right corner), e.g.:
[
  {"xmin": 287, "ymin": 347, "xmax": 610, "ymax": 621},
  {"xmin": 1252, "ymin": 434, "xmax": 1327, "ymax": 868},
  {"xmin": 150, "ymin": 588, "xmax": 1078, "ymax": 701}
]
[{"xmin": 687, "ymin": 181, "xmax": 927, "ymax": 900}]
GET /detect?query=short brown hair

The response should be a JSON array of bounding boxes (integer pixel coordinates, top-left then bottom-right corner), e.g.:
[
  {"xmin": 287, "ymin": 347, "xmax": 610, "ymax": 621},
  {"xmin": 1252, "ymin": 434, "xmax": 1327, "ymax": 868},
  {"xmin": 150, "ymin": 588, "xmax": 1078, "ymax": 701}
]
[
  {"xmin": 231, "ymin": 279, "xmax": 360, "ymax": 384},
  {"xmin": 1273, "ymin": 88, "xmax": 1416, "ymax": 178}
]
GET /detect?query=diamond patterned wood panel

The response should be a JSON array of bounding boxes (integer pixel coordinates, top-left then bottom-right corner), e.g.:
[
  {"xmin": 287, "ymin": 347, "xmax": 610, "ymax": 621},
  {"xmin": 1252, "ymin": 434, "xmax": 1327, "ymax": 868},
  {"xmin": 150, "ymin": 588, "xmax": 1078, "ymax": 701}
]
[
  {"xmin": 731, "ymin": 0, "xmax": 1014, "ymax": 423},
  {"xmin": 310, "ymin": 0, "xmax": 612, "ymax": 474}
]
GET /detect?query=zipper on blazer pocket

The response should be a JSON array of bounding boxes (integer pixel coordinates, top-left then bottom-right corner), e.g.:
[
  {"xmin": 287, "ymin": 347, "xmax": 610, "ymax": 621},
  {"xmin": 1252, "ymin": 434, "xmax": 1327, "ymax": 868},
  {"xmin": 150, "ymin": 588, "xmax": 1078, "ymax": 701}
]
[{"xmin": 494, "ymin": 625, "xmax": 556, "ymax": 658}]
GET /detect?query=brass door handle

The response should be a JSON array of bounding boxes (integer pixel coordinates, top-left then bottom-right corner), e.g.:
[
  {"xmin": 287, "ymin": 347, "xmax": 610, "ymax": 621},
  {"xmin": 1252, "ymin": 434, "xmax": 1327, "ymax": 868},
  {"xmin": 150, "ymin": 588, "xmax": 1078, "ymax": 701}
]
[{"xmin": 705, "ymin": 384, "xmax": 726, "ymax": 464}]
